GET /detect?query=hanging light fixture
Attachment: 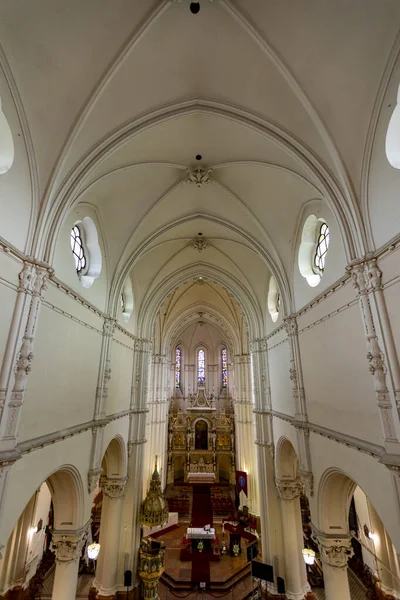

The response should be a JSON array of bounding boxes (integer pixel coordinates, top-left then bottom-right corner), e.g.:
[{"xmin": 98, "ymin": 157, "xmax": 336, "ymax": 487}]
[
  {"xmin": 302, "ymin": 548, "xmax": 316, "ymax": 565},
  {"xmin": 87, "ymin": 543, "xmax": 101, "ymax": 560}
]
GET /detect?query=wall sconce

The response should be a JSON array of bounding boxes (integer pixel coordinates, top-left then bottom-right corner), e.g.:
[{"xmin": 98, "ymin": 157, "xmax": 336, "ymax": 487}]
[
  {"xmin": 364, "ymin": 524, "xmax": 378, "ymax": 542},
  {"xmin": 87, "ymin": 542, "xmax": 101, "ymax": 560},
  {"xmin": 29, "ymin": 526, "xmax": 38, "ymax": 538},
  {"xmin": 302, "ymin": 548, "xmax": 316, "ymax": 565}
]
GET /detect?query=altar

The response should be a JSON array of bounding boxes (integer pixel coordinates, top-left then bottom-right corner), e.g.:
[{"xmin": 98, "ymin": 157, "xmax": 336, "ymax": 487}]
[
  {"xmin": 186, "ymin": 527, "xmax": 215, "ymax": 540},
  {"xmin": 186, "ymin": 526, "xmax": 215, "ymax": 552}
]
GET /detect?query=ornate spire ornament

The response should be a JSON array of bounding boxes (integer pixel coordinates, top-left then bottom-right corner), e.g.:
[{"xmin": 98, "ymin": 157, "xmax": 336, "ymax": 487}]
[{"xmin": 139, "ymin": 457, "xmax": 169, "ymax": 527}]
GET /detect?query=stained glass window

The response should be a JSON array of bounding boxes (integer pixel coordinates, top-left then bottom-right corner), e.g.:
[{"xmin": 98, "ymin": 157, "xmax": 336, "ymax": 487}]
[
  {"xmin": 175, "ymin": 347, "xmax": 181, "ymax": 388},
  {"xmin": 222, "ymin": 346, "xmax": 227, "ymax": 388},
  {"xmin": 70, "ymin": 225, "xmax": 86, "ymax": 273},
  {"xmin": 314, "ymin": 222, "xmax": 330, "ymax": 273},
  {"xmin": 197, "ymin": 349, "xmax": 205, "ymax": 384}
]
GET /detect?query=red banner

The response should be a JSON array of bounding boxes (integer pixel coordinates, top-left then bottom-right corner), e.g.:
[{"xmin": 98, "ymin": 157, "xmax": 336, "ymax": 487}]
[{"xmin": 235, "ymin": 470, "xmax": 248, "ymax": 497}]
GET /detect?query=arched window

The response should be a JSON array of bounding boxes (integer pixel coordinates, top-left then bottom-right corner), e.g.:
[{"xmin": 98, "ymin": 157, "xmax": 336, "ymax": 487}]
[
  {"xmin": 197, "ymin": 349, "xmax": 205, "ymax": 384},
  {"xmin": 221, "ymin": 346, "xmax": 227, "ymax": 388},
  {"xmin": 386, "ymin": 84, "xmax": 400, "ymax": 169},
  {"xmin": 0, "ymin": 98, "xmax": 14, "ymax": 175},
  {"xmin": 267, "ymin": 276, "xmax": 280, "ymax": 322},
  {"xmin": 314, "ymin": 222, "xmax": 330, "ymax": 273},
  {"xmin": 70, "ymin": 217, "xmax": 102, "ymax": 288},
  {"xmin": 175, "ymin": 347, "xmax": 181, "ymax": 388},
  {"xmin": 70, "ymin": 225, "xmax": 86, "ymax": 273},
  {"xmin": 120, "ymin": 276, "xmax": 134, "ymax": 322},
  {"xmin": 298, "ymin": 215, "xmax": 330, "ymax": 287}
]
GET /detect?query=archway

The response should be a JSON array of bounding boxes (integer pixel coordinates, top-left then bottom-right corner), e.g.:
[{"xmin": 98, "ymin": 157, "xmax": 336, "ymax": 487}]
[
  {"xmin": 315, "ymin": 469, "xmax": 400, "ymax": 600},
  {"xmin": 0, "ymin": 466, "xmax": 85, "ymax": 600},
  {"xmin": 195, "ymin": 419, "xmax": 208, "ymax": 450},
  {"xmin": 93, "ymin": 436, "xmax": 127, "ymax": 598},
  {"xmin": 275, "ymin": 438, "xmax": 310, "ymax": 599}
]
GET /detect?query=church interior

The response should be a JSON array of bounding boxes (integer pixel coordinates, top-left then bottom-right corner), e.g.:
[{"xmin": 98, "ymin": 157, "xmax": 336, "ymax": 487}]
[{"xmin": 1, "ymin": 1, "xmax": 400, "ymax": 599}]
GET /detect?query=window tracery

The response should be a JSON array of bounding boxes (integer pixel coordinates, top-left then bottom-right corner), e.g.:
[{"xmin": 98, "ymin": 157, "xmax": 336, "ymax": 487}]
[
  {"xmin": 222, "ymin": 346, "xmax": 227, "ymax": 388},
  {"xmin": 298, "ymin": 214, "xmax": 329, "ymax": 288},
  {"xmin": 314, "ymin": 222, "xmax": 330, "ymax": 273},
  {"xmin": 197, "ymin": 349, "xmax": 205, "ymax": 384},
  {"xmin": 70, "ymin": 225, "xmax": 86, "ymax": 273},
  {"xmin": 175, "ymin": 347, "xmax": 181, "ymax": 388}
]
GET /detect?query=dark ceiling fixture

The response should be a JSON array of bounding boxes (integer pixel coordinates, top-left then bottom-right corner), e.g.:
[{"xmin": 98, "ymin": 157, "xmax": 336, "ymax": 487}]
[
  {"xmin": 196, "ymin": 154, "xmax": 202, "ymax": 160},
  {"xmin": 190, "ymin": 2, "xmax": 201, "ymax": 14}
]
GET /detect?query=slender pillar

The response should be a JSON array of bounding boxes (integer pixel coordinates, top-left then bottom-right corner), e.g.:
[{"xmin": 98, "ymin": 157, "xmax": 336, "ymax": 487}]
[
  {"xmin": 315, "ymin": 534, "xmax": 352, "ymax": 600},
  {"xmin": 276, "ymin": 479, "xmax": 309, "ymax": 600},
  {"xmin": 51, "ymin": 526, "xmax": 89, "ymax": 600},
  {"xmin": 95, "ymin": 476, "xmax": 127, "ymax": 597},
  {"xmin": 369, "ymin": 502, "xmax": 396, "ymax": 595},
  {"xmin": 233, "ymin": 353, "xmax": 259, "ymax": 514}
]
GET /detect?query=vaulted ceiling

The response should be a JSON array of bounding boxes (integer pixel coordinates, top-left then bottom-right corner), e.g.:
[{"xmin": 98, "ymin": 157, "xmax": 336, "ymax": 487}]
[{"xmin": 1, "ymin": 0, "xmax": 399, "ymax": 329}]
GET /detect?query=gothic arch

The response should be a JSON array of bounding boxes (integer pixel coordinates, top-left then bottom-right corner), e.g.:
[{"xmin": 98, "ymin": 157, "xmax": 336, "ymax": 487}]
[
  {"xmin": 101, "ymin": 435, "xmax": 127, "ymax": 479},
  {"xmin": 275, "ymin": 437, "xmax": 300, "ymax": 481},
  {"xmin": 136, "ymin": 262, "xmax": 264, "ymax": 342},
  {"xmin": 317, "ymin": 468, "xmax": 357, "ymax": 535},
  {"xmin": 36, "ymin": 101, "xmax": 365, "ymax": 265}
]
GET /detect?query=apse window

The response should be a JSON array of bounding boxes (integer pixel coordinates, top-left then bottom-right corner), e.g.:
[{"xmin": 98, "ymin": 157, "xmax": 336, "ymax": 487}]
[
  {"xmin": 70, "ymin": 225, "xmax": 86, "ymax": 273},
  {"xmin": 70, "ymin": 216, "xmax": 102, "ymax": 288},
  {"xmin": 175, "ymin": 347, "xmax": 181, "ymax": 388},
  {"xmin": 267, "ymin": 276, "xmax": 280, "ymax": 322},
  {"xmin": 298, "ymin": 215, "xmax": 329, "ymax": 287},
  {"xmin": 221, "ymin": 346, "xmax": 227, "ymax": 388},
  {"xmin": 197, "ymin": 349, "xmax": 205, "ymax": 384},
  {"xmin": 386, "ymin": 84, "xmax": 400, "ymax": 169}
]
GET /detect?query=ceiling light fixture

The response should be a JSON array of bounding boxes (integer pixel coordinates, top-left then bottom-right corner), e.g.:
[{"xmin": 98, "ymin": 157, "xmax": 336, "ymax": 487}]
[{"xmin": 190, "ymin": 2, "xmax": 200, "ymax": 13}]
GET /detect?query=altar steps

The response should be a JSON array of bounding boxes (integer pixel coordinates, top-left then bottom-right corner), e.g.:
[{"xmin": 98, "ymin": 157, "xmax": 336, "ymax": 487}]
[{"xmin": 161, "ymin": 561, "xmax": 251, "ymax": 591}]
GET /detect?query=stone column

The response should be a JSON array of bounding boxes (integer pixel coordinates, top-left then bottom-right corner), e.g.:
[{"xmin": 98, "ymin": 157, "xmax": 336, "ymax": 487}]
[
  {"xmin": 348, "ymin": 261, "xmax": 400, "ymax": 455},
  {"xmin": 233, "ymin": 353, "xmax": 259, "ymax": 514},
  {"xmin": 315, "ymin": 534, "xmax": 352, "ymax": 600},
  {"xmin": 368, "ymin": 501, "xmax": 397, "ymax": 595},
  {"xmin": 95, "ymin": 477, "xmax": 127, "ymax": 597},
  {"xmin": 276, "ymin": 479, "xmax": 309, "ymax": 600},
  {"xmin": 51, "ymin": 526, "xmax": 89, "ymax": 600},
  {"xmin": 1, "ymin": 265, "xmax": 51, "ymax": 449},
  {"xmin": 284, "ymin": 317, "xmax": 313, "ymax": 489},
  {"xmin": 146, "ymin": 354, "xmax": 168, "ymax": 489}
]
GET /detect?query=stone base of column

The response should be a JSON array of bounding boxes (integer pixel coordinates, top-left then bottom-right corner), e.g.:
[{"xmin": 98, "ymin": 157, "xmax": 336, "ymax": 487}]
[{"xmin": 285, "ymin": 583, "xmax": 311, "ymax": 600}]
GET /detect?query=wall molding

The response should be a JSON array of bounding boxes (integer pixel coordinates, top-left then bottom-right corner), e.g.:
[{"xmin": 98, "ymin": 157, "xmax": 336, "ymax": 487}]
[
  {"xmin": 271, "ymin": 409, "xmax": 385, "ymax": 459},
  {"xmin": 0, "ymin": 408, "xmax": 135, "ymax": 466}
]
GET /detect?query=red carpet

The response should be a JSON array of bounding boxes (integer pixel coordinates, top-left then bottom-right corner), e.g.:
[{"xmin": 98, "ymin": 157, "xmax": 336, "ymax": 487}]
[
  {"xmin": 190, "ymin": 486, "xmax": 214, "ymax": 583},
  {"xmin": 191, "ymin": 551, "xmax": 211, "ymax": 583},
  {"xmin": 191, "ymin": 485, "xmax": 213, "ymax": 527}
]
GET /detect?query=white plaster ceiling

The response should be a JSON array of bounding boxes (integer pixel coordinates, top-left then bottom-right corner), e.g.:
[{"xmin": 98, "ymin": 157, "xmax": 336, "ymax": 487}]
[{"xmin": 1, "ymin": 0, "xmax": 399, "ymax": 321}]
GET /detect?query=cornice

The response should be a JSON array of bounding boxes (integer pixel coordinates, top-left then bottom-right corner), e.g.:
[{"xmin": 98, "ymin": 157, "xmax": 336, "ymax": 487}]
[
  {"xmin": 269, "ymin": 410, "xmax": 385, "ymax": 459},
  {"xmin": 0, "ymin": 408, "xmax": 136, "ymax": 465}
]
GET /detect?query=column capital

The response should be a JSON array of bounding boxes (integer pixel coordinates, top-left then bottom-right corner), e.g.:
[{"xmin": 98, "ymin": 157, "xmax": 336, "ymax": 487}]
[
  {"xmin": 100, "ymin": 476, "xmax": 128, "ymax": 498},
  {"xmin": 51, "ymin": 525, "xmax": 89, "ymax": 563},
  {"xmin": 275, "ymin": 478, "xmax": 303, "ymax": 500},
  {"xmin": 103, "ymin": 316, "xmax": 116, "ymax": 337},
  {"xmin": 88, "ymin": 467, "xmax": 103, "ymax": 494},
  {"xmin": 284, "ymin": 315, "xmax": 298, "ymax": 336},
  {"xmin": 314, "ymin": 533, "xmax": 353, "ymax": 569}
]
